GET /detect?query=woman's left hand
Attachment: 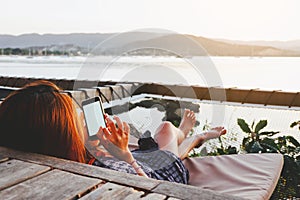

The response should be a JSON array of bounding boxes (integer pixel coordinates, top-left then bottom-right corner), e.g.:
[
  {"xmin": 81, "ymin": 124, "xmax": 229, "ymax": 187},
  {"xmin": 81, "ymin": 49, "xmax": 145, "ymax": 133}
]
[{"xmin": 96, "ymin": 116, "xmax": 134, "ymax": 163}]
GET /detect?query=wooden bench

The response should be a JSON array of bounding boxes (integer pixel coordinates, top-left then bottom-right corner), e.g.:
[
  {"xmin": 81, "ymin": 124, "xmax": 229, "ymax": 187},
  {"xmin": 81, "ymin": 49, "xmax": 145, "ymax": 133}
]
[{"xmin": 0, "ymin": 147, "xmax": 243, "ymax": 200}]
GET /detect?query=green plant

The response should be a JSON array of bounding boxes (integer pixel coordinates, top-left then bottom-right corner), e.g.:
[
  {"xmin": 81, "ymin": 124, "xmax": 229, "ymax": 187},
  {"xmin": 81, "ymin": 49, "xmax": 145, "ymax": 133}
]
[
  {"xmin": 238, "ymin": 118, "xmax": 300, "ymax": 199},
  {"xmin": 237, "ymin": 118, "xmax": 280, "ymax": 153},
  {"xmin": 206, "ymin": 133, "xmax": 238, "ymax": 156}
]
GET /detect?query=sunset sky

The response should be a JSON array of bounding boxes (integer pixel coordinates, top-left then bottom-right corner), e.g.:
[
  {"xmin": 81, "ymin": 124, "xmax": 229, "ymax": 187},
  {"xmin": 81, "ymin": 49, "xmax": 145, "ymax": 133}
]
[{"xmin": 1, "ymin": 0, "xmax": 299, "ymax": 41}]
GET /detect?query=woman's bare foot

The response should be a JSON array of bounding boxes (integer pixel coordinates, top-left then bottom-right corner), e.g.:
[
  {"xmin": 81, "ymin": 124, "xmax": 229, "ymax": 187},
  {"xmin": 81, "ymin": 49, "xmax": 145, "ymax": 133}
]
[
  {"xmin": 202, "ymin": 126, "xmax": 227, "ymax": 141},
  {"xmin": 178, "ymin": 109, "xmax": 196, "ymax": 137},
  {"xmin": 178, "ymin": 126, "xmax": 226, "ymax": 160}
]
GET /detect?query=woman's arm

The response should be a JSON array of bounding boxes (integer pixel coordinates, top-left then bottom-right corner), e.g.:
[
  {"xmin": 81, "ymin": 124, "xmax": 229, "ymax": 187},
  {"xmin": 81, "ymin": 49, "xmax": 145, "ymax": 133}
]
[
  {"xmin": 97, "ymin": 115, "xmax": 148, "ymax": 177},
  {"xmin": 129, "ymin": 159, "xmax": 148, "ymax": 177}
]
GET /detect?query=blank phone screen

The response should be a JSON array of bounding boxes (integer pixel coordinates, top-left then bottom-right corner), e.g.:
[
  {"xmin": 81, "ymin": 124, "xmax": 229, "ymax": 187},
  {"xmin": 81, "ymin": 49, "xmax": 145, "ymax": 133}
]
[{"xmin": 83, "ymin": 101, "xmax": 106, "ymax": 136}]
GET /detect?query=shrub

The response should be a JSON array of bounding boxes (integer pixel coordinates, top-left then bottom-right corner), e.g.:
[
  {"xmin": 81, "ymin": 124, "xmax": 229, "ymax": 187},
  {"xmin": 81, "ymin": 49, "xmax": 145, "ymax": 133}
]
[{"xmin": 237, "ymin": 118, "xmax": 300, "ymax": 199}]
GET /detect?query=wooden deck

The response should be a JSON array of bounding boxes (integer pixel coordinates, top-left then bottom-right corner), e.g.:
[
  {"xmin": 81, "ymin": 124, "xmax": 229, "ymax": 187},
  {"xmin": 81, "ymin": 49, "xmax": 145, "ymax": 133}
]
[{"xmin": 0, "ymin": 147, "xmax": 244, "ymax": 200}]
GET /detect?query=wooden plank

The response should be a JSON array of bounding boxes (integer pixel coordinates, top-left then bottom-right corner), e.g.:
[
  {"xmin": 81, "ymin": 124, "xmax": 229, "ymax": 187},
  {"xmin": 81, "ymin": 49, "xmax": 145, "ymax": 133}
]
[
  {"xmin": 81, "ymin": 182, "xmax": 167, "ymax": 200},
  {"xmin": 132, "ymin": 83, "xmax": 300, "ymax": 108},
  {"xmin": 137, "ymin": 193, "xmax": 166, "ymax": 200},
  {"xmin": 106, "ymin": 85, "xmax": 123, "ymax": 100},
  {"xmin": 0, "ymin": 147, "xmax": 159, "ymax": 190},
  {"xmin": 0, "ymin": 159, "xmax": 50, "ymax": 191},
  {"xmin": 121, "ymin": 192, "xmax": 166, "ymax": 200},
  {"xmin": 0, "ymin": 169, "xmax": 101, "ymax": 200},
  {"xmin": 0, "ymin": 147, "xmax": 243, "ymax": 200},
  {"xmin": 152, "ymin": 182, "xmax": 245, "ymax": 200},
  {"xmin": 79, "ymin": 88, "xmax": 99, "ymax": 99},
  {"xmin": 81, "ymin": 182, "xmax": 144, "ymax": 200},
  {"xmin": 65, "ymin": 90, "xmax": 86, "ymax": 104},
  {"xmin": 116, "ymin": 83, "xmax": 134, "ymax": 97},
  {"xmin": 93, "ymin": 86, "xmax": 113, "ymax": 103}
]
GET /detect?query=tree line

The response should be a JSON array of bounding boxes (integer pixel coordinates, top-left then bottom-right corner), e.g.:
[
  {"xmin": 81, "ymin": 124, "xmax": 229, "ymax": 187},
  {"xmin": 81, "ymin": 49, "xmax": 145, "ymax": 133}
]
[{"xmin": 0, "ymin": 48, "xmax": 81, "ymax": 56}]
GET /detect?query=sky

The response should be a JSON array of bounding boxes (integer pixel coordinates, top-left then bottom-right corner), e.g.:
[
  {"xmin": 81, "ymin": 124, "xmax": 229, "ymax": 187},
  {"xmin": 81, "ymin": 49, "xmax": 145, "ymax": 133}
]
[{"xmin": 0, "ymin": 0, "xmax": 300, "ymax": 41}]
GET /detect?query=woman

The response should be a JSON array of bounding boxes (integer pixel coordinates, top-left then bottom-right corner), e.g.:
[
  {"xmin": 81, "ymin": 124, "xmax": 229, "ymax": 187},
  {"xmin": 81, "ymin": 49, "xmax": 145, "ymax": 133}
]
[{"xmin": 0, "ymin": 80, "xmax": 226, "ymax": 184}]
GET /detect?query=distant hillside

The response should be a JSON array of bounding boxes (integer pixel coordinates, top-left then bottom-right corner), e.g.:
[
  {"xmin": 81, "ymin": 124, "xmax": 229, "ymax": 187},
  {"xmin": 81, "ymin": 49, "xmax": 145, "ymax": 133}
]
[
  {"xmin": 124, "ymin": 34, "xmax": 299, "ymax": 56},
  {"xmin": 216, "ymin": 39, "xmax": 300, "ymax": 52},
  {"xmin": 0, "ymin": 33, "xmax": 299, "ymax": 56},
  {"xmin": 0, "ymin": 32, "xmax": 168, "ymax": 49},
  {"xmin": 0, "ymin": 33, "xmax": 110, "ymax": 49},
  {"xmin": 190, "ymin": 35, "xmax": 299, "ymax": 56}
]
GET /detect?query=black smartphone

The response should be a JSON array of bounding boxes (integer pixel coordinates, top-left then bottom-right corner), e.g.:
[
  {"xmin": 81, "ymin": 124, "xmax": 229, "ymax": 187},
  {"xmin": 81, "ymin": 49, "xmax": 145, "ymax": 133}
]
[{"xmin": 82, "ymin": 97, "xmax": 106, "ymax": 140}]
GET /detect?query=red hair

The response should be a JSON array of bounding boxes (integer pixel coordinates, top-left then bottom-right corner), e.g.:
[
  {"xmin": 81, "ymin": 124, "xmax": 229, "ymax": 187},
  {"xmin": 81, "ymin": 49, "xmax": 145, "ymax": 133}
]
[{"xmin": 0, "ymin": 80, "xmax": 88, "ymax": 163}]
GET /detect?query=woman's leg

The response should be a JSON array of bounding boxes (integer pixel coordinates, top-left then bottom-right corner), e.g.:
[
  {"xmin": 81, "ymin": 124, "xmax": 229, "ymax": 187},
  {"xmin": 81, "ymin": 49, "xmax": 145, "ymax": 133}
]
[
  {"xmin": 154, "ymin": 109, "xmax": 196, "ymax": 156},
  {"xmin": 154, "ymin": 109, "xmax": 226, "ymax": 159},
  {"xmin": 178, "ymin": 127, "xmax": 226, "ymax": 160}
]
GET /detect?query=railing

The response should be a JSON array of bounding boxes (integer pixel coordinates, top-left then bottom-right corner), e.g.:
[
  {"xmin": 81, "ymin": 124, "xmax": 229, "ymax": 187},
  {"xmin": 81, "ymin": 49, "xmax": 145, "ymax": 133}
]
[{"xmin": 0, "ymin": 76, "xmax": 299, "ymax": 108}]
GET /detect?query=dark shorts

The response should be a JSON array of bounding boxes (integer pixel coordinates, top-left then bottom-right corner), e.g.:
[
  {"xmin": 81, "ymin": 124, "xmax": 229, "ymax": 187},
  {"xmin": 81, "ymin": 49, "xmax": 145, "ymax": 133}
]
[{"xmin": 92, "ymin": 145, "xmax": 189, "ymax": 184}]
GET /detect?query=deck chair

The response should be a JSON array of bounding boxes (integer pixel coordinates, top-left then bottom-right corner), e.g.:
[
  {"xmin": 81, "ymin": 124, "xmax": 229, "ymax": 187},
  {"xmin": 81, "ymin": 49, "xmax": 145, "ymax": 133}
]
[{"xmin": 128, "ymin": 135, "xmax": 283, "ymax": 200}]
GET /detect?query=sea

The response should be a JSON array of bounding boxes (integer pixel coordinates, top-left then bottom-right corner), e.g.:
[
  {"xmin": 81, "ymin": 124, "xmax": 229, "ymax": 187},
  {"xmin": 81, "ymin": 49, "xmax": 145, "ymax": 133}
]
[
  {"xmin": 0, "ymin": 55, "xmax": 300, "ymax": 146},
  {"xmin": 0, "ymin": 55, "xmax": 299, "ymax": 91}
]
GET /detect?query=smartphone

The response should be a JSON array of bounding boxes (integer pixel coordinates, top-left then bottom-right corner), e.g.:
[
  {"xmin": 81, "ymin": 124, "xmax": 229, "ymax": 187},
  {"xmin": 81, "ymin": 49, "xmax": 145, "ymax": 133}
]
[{"xmin": 82, "ymin": 97, "xmax": 106, "ymax": 140}]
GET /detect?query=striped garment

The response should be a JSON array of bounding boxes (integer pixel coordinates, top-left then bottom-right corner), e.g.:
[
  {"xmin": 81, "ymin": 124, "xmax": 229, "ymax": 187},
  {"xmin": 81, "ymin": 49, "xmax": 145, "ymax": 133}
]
[{"xmin": 91, "ymin": 148, "xmax": 189, "ymax": 184}]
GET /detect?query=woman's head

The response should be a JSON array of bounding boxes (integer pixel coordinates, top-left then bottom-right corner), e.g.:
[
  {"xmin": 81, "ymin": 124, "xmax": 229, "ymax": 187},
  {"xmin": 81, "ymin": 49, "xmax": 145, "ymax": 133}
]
[{"xmin": 0, "ymin": 80, "xmax": 87, "ymax": 163}]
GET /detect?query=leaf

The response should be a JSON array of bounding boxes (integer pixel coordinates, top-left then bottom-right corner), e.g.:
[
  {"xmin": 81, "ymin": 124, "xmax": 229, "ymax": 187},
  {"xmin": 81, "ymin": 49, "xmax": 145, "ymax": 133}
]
[
  {"xmin": 237, "ymin": 118, "xmax": 251, "ymax": 133},
  {"xmin": 227, "ymin": 146, "xmax": 237, "ymax": 154},
  {"xmin": 261, "ymin": 137, "xmax": 278, "ymax": 147},
  {"xmin": 250, "ymin": 141, "xmax": 264, "ymax": 153},
  {"xmin": 261, "ymin": 138, "xmax": 280, "ymax": 152},
  {"xmin": 199, "ymin": 146, "xmax": 208, "ymax": 156},
  {"xmin": 251, "ymin": 120, "xmax": 255, "ymax": 129},
  {"xmin": 277, "ymin": 136, "xmax": 287, "ymax": 146},
  {"xmin": 259, "ymin": 131, "xmax": 280, "ymax": 137},
  {"xmin": 261, "ymin": 144, "xmax": 279, "ymax": 153},
  {"xmin": 296, "ymin": 147, "xmax": 300, "ymax": 154},
  {"xmin": 245, "ymin": 140, "xmax": 254, "ymax": 153},
  {"xmin": 254, "ymin": 120, "xmax": 267, "ymax": 133},
  {"xmin": 286, "ymin": 136, "xmax": 300, "ymax": 147},
  {"xmin": 290, "ymin": 121, "xmax": 299, "ymax": 128},
  {"xmin": 217, "ymin": 148, "xmax": 225, "ymax": 155},
  {"xmin": 286, "ymin": 145, "xmax": 296, "ymax": 153},
  {"xmin": 242, "ymin": 137, "xmax": 251, "ymax": 147}
]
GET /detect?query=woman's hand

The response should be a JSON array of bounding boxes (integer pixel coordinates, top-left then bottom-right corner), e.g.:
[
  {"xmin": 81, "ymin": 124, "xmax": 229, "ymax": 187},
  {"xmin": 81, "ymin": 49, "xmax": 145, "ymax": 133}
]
[{"xmin": 96, "ymin": 115, "xmax": 134, "ymax": 163}]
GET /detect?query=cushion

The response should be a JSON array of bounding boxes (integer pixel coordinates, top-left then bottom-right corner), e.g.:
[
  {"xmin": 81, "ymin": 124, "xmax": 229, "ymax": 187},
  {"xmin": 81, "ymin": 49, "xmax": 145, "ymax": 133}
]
[{"xmin": 183, "ymin": 153, "xmax": 283, "ymax": 200}]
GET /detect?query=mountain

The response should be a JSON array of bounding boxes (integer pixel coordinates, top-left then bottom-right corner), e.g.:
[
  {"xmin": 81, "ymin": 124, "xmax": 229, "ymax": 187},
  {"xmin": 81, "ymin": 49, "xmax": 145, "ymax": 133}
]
[
  {"xmin": 0, "ymin": 32, "xmax": 168, "ymax": 49},
  {"xmin": 216, "ymin": 39, "xmax": 300, "ymax": 52},
  {"xmin": 0, "ymin": 33, "xmax": 111, "ymax": 49},
  {"xmin": 124, "ymin": 34, "xmax": 299, "ymax": 56},
  {"xmin": 0, "ymin": 33, "xmax": 299, "ymax": 56}
]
